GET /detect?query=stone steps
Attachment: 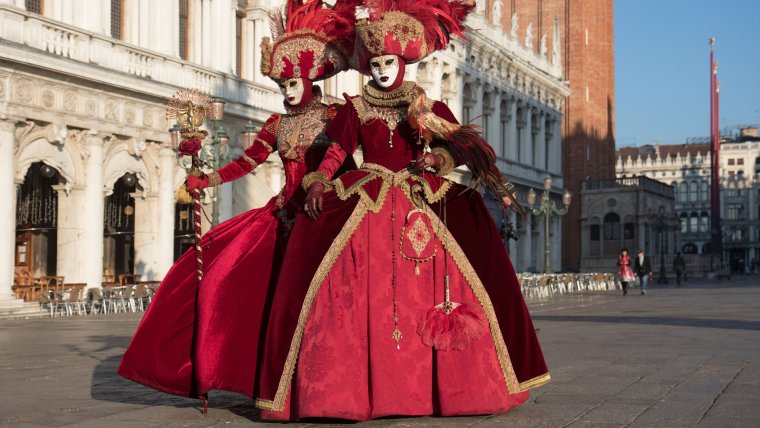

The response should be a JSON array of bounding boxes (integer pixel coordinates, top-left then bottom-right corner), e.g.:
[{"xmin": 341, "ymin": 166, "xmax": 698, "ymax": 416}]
[{"xmin": 0, "ymin": 301, "xmax": 48, "ymax": 320}]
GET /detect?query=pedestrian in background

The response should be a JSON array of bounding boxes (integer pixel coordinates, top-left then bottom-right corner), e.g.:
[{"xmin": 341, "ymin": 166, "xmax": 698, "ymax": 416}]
[
  {"xmin": 617, "ymin": 248, "xmax": 636, "ymax": 296},
  {"xmin": 634, "ymin": 249, "xmax": 653, "ymax": 295},
  {"xmin": 673, "ymin": 252, "xmax": 686, "ymax": 287}
]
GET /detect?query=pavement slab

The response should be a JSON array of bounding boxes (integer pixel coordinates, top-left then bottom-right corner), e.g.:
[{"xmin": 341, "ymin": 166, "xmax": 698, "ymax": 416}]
[{"xmin": 1, "ymin": 276, "xmax": 758, "ymax": 427}]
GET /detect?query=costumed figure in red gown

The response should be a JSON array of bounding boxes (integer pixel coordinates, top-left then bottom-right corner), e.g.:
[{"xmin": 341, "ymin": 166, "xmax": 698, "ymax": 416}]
[
  {"xmin": 255, "ymin": 0, "xmax": 549, "ymax": 421},
  {"xmin": 118, "ymin": 0, "xmax": 358, "ymax": 404}
]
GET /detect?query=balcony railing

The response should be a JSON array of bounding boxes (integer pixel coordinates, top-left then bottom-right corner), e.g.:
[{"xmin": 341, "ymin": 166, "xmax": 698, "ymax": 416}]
[
  {"xmin": 583, "ymin": 175, "xmax": 674, "ymax": 198},
  {"xmin": 0, "ymin": 6, "xmax": 281, "ymax": 113}
]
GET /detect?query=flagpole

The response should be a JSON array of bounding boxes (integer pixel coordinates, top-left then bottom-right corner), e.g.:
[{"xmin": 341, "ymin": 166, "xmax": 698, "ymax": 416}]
[{"xmin": 709, "ymin": 38, "xmax": 721, "ymax": 275}]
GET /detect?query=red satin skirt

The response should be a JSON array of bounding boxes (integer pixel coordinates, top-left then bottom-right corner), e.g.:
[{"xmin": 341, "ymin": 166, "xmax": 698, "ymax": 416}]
[
  {"xmin": 118, "ymin": 197, "xmax": 286, "ymax": 399},
  {"xmin": 257, "ymin": 181, "xmax": 544, "ymax": 421}
]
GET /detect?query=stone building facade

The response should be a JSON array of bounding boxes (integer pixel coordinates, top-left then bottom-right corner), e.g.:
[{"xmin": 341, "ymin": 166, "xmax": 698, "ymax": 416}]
[
  {"xmin": 1, "ymin": 0, "xmax": 569, "ymax": 304},
  {"xmin": 615, "ymin": 127, "xmax": 760, "ymax": 274},
  {"xmin": 579, "ymin": 176, "xmax": 677, "ymax": 274},
  {"xmin": 506, "ymin": 0, "xmax": 616, "ymax": 272}
]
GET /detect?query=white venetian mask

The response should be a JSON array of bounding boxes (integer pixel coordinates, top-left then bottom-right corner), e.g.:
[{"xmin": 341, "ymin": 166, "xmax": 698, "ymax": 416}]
[
  {"xmin": 278, "ymin": 78, "xmax": 305, "ymax": 105},
  {"xmin": 369, "ymin": 55, "xmax": 400, "ymax": 89}
]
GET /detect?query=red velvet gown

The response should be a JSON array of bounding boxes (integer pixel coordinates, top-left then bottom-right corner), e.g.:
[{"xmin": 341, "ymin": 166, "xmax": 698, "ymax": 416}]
[
  {"xmin": 118, "ymin": 94, "xmax": 353, "ymax": 400},
  {"xmin": 255, "ymin": 84, "xmax": 549, "ymax": 421}
]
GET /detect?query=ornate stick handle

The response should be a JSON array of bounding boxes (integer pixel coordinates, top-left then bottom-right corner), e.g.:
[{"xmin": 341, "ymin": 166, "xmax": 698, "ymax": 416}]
[{"xmin": 191, "ymin": 185, "xmax": 203, "ymax": 283}]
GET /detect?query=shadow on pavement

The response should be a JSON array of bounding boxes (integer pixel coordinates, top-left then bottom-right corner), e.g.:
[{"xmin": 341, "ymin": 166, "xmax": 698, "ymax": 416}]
[
  {"xmin": 532, "ymin": 315, "xmax": 760, "ymax": 331},
  {"xmin": 67, "ymin": 335, "xmax": 200, "ymax": 409}
]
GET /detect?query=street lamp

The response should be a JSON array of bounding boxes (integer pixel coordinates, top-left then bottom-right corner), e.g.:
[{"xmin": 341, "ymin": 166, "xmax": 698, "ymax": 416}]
[
  {"xmin": 168, "ymin": 98, "xmax": 231, "ymax": 227},
  {"xmin": 526, "ymin": 175, "xmax": 571, "ymax": 274}
]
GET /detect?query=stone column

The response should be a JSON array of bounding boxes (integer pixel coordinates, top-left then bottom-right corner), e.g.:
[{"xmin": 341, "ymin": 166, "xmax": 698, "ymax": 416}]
[
  {"xmin": 156, "ymin": 145, "xmax": 176, "ymax": 279},
  {"xmin": 506, "ymin": 97, "xmax": 518, "ymax": 161},
  {"xmin": 82, "ymin": 131, "xmax": 106, "ymax": 290},
  {"xmin": 55, "ymin": 183, "xmax": 86, "ymax": 286},
  {"xmin": 0, "ymin": 118, "xmax": 18, "ymax": 299},
  {"xmin": 534, "ymin": 110, "xmax": 546, "ymax": 171},
  {"xmin": 489, "ymin": 91, "xmax": 501, "ymax": 158},
  {"xmin": 134, "ymin": 191, "xmax": 158, "ymax": 280}
]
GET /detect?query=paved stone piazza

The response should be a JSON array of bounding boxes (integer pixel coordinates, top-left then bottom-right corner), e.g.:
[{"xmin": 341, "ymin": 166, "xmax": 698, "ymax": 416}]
[{"xmin": 1, "ymin": 276, "xmax": 758, "ymax": 427}]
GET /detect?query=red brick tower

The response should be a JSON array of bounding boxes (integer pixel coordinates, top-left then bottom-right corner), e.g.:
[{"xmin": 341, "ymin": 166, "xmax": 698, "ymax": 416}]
[{"xmin": 504, "ymin": 0, "xmax": 616, "ymax": 271}]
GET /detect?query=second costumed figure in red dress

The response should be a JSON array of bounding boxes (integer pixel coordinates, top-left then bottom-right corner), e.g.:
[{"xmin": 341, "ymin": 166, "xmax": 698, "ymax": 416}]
[
  {"xmin": 255, "ymin": 0, "xmax": 550, "ymax": 421},
  {"xmin": 118, "ymin": 0, "xmax": 357, "ymax": 403}
]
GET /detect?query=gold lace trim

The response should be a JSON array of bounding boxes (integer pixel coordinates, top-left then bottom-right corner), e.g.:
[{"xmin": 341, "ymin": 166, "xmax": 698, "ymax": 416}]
[
  {"xmin": 208, "ymin": 172, "xmax": 222, "ymax": 187},
  {"xmin": 363, "ymin": 81, "xmax": 418, "ymax": 107},
  {"xmin": 356, "ymin": 11, "xmax": 428, "ymax": 63},
  {"xmin": 432, "ymin": 147, "xmax": 455, "ymax": 177},
  {"xmin": 301, "ymin": 171, "xmax": 331, "ymax": 192},
  {"xmin": 255, "ymin": 137, "xmax": 274, "ymax": 153},
  {"xmin": 242, "ymin": 154, "xmax": 258, "ymax": 169},
  {"xmin": 254, "ymin": 202, "xmax": 370, "ymax": 412},
  {"xmin": 254, "ymin": 184, "xmax": 545, "ymax": 411},
  {"xmin": 518, "ymin": 373, "xmax": 552, "ymax": 392}
]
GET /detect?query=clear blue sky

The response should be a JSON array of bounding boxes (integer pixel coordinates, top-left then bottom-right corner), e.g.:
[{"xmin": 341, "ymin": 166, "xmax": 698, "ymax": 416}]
[{"xmin": 615, "ymin": 0, "xmax": 760, "ymax": 147}]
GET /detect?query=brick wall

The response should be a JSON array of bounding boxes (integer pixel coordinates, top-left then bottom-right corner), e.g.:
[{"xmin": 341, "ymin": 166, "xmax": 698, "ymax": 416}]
[{"xmin": 507, "ymin": 0, "xmax": 616, "ymax": 271}]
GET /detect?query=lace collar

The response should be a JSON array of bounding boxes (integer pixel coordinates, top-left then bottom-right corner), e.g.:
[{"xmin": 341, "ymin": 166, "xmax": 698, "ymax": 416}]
[{"xmin": 363, "ymin": 81, "xmax": 420, "ymax": 107}]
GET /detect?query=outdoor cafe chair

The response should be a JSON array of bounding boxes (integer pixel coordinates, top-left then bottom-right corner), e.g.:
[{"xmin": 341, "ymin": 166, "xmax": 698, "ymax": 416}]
[{"xmin": 88, "ymin": 288, "xmax": 107, "ymax": 315}]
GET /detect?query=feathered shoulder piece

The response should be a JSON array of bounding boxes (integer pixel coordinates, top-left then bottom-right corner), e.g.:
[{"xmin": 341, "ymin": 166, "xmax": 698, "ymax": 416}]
[
  {"xmin": 353, "ymin": 0, "xmax": 474, "ymax": 73},
  {"xmin": 261, "ymin": 0, "xmax": 360, "ymax": 82}
]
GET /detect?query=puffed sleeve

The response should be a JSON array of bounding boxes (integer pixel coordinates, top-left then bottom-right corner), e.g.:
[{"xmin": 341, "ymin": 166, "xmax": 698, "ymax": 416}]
[{"xmin": 213, "ymin": 113, "xmax": 279, "ymax": 184}]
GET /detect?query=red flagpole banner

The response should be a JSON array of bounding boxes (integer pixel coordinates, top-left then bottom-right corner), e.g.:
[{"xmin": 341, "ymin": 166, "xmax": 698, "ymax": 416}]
[{"xmin": 709, "ymin": 38, "xmax": 721, "ymax": 270}]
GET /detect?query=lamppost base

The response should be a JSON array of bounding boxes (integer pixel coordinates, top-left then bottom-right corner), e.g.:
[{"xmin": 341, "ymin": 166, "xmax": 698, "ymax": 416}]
[{"xmin": 657, "ymin": 268, "xmax": 668, "ymax": 284}]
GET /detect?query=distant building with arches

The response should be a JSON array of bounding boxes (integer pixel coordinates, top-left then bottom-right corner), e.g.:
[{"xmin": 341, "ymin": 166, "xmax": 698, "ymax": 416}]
[
  {"xmin": 615, "ymin": 127, "xmax": 760, "ymax": 275},
  {"xmin": 579, "ymin": 176, "xmax": 677, "ymax": 273}
]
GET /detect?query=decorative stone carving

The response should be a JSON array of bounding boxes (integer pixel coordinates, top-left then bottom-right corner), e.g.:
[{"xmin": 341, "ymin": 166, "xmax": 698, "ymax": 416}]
[
  {"xmin": 0, "ymin": 79, "xmax": 5, "ymax": 98},
  {"xmin": 63, "ymin": 92, "xmax": 78, "ymax": 112},
  {"xmin": 142, "ymin": 108, "xmax": 155, "ymax": 128},
  {"xmin": 105, "ymin": 99, "xmax": 118, "ymax": 122},
  {"xmin": 41, "ymin": 89, "xmax": 55, "ymax": 108},
  {"xmin": 525, "ymin": 23, "xmax": 534, "ymax": 49},
  {"xmin": 15, "ymin": 81, "xmax": 32, "ymax": 103},
  {"xmin": 124, "ymin": 105, "xmax": 136, "ymax": 125},
  {"xmin": 492, "ymin": 0, "xmax": 502, "ymax": 26},
  {"xmin": 127, "ymin": 138, "xmax": 147, "ymax": 157},
  {"xmin": 85, "ymin": 98, "xmax": 98, "ymax": 116},
  {"xmin": 540, "ymin": 35, "xmax": 548, "ymax": 57},
  {"xmin": 510, "ymin": 13, "xmax": 519, "ymax": 38}
]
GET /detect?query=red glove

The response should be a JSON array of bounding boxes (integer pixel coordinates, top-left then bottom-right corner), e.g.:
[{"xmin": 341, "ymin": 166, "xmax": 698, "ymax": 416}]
[
  {"xmin": 305, "ymin": 182, "xmax": 325, "ymax": 220},
  {"xmin": 186, "ymin": 174, "xmax": 210, "ymax": 191}
]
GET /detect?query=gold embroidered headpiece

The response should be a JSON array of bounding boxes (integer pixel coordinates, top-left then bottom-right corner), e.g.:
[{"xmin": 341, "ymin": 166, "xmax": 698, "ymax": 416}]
[
  {"xmin": 261, "ymin": 0, "xmax": 359, "ymax": 82},
  {"xmin": 354, "ymin": 0, "xmax": 474, "ymax": 74}
]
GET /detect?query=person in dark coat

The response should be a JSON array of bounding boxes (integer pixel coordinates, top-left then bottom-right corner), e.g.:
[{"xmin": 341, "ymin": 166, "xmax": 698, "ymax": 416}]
[
  {"xmin": 673, "ymin": 252, "xmax": 686, "ymax": 287},
  {"xmin": 633, "ymin": 249, "xmax": 653, "ymax": 295}
]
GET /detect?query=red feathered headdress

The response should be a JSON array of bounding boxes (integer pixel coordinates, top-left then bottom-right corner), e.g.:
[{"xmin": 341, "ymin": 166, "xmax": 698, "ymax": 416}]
[
  {"xmin": 353, "ymin": 0, "xmax": 473, "ymax": 74},
  {"xmin": 261, "ymin": 0, "xmax": 360, "ymax": 82}
]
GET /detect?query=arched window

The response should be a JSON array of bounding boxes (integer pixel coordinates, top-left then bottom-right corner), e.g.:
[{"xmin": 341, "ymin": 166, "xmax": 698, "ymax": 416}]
[
  {"xmin": 682, "ymin": 243, "xmax": 697, "ymax": 254},
  {"xmin": 679, "ymin": 182, "xmax": 688, "ymax": 202},
  {"xmin": 699, "ymin": 180, "xmax": 709, "ymax": 201},
  {"xmin": 689, "ymin": 212, "xmax": 698, "ymax": 233},
  {"xmin": 590, "ymin": 224, "xmax": 600, "ymax": 241},
  {"xmin": 680, "ymin": 212, "xmax": 688, "ymax": 233},
  {"xmin": 604, "ymin": 213, "xmax": 620, "ymax": 240},
  {"xmin": 699, "ymin": 212, "xmax": 709, "ymax": 233},
  {"xmin": 689, "ymin": 181, "xmax": 698, "ymax": 202}
]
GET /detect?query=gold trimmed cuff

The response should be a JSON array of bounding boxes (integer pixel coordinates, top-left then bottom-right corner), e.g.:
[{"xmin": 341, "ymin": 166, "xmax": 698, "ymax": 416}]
[
  {"xmin": 208, "ymin": 171, "xmax": 222, "ymax": 187},
  {"xmin": 432, "ymin": 147, "xmax": 455, "ymax": 177},
  {"xmin": 256, "ymin": 138, "xmax": 274, "ymax": 153},
  {"xmin": 242, "ymin": 153, "xmax": 258, "ymax": 169},
  {"xmin": 301, "ymin": 171, "xmax": 332, "ymax": 192}
]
